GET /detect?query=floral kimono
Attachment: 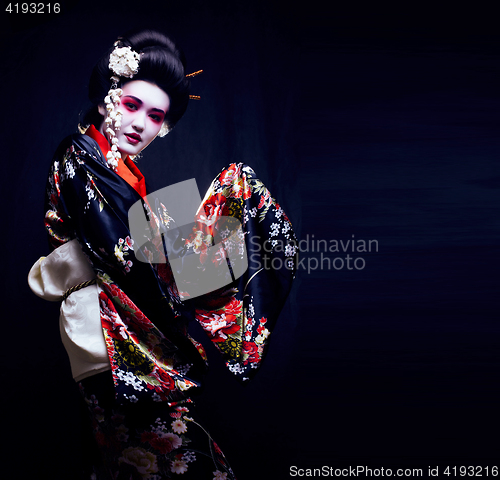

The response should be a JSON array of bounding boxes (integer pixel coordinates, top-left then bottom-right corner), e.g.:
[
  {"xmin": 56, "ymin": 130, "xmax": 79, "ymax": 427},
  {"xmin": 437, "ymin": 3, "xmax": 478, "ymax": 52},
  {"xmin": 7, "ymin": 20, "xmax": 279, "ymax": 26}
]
[{"xmin": 41, "ymin": 129, "xmax": 297, "ymax": 479}]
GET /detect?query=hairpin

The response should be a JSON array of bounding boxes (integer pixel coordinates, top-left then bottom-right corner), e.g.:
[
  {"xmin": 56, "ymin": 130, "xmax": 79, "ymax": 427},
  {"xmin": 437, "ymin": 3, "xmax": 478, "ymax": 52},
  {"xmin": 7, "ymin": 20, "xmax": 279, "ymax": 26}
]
[
  {"xmin": 186, "ymin": 70, "xmax": 203, "ymax": 78},
  {"xmin": 186, "ymin": 70, "xmax": 203, "ymax": 100}
]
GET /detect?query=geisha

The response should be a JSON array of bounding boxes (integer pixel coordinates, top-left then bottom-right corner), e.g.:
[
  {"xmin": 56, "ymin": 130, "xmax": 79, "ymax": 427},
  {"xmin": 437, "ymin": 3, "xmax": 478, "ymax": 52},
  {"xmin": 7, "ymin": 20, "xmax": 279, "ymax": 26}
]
[{"xmin": 28, "ymin": 29, "xmax": 296, "ymax": 479}]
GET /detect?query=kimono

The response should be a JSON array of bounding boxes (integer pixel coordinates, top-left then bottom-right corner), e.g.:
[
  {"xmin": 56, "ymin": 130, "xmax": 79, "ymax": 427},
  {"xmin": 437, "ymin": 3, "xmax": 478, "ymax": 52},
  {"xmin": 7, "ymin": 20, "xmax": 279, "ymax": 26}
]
[{"xmin": 35, "ymin": 127, "xmax": 297, "ymax": 479}]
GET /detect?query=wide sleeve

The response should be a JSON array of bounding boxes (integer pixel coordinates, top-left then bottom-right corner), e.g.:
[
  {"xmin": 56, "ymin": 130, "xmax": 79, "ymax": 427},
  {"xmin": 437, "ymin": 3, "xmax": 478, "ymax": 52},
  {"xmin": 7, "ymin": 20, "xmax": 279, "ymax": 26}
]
[
  {"xmin": 44, "ymin": 139, "xmax": 135, "ymax": 274},
  {"xmin": 191, "ymin": 163, "xmax": 298, "ymax": 382},
  {"xmin": 43, "ymin": 136, "xmax": 181, "ymax": 323},
  {"xmin": 44, "ymin": 141, "xmax": 77, "ymax": 250}
]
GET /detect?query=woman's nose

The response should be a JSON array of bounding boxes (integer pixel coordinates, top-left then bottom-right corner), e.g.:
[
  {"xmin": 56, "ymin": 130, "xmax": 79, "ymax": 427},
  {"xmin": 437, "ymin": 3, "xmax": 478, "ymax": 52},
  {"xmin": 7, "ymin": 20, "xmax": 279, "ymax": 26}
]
[{"xmin": 132, "ymin": 113, "xmax": 146, "ymax": 132}]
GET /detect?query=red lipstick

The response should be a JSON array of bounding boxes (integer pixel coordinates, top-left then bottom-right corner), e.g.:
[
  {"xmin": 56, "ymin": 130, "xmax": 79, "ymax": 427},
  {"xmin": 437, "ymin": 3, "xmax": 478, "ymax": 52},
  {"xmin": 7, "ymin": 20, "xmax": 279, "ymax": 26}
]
[{"xmin": 125, "ymin": 133, "xmax": 141, "ymax": 145}]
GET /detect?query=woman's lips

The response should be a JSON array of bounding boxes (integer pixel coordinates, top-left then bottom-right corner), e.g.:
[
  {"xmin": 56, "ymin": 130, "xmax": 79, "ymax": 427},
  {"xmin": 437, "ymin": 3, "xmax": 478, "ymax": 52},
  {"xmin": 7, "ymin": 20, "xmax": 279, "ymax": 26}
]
[{"xmin": 125, "ymin": 133, "xmax": 141, "ymax": 145}]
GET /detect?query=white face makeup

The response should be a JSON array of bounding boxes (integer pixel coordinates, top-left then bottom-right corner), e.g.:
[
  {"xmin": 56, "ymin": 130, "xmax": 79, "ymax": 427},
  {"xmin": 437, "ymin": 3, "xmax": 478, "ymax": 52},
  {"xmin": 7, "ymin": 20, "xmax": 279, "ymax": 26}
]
[{"xmin": 100, "ymin": 80, "xmax": 170, "ymax": 157}]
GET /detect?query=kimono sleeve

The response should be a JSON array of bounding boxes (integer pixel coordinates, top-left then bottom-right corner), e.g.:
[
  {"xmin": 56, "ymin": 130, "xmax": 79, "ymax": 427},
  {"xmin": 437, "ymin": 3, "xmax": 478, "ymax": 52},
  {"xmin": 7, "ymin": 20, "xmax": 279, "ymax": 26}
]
[
  {"xmin": 45, "ymin": 140, "xmax": 78, "ymax": 249},
  {"xmin": 44, "ymin": 138, "xmax": 141, "ymax": 279},
  {"xmin": 192, "ymin": 163, "xmax": 298, "ymax": 382}
]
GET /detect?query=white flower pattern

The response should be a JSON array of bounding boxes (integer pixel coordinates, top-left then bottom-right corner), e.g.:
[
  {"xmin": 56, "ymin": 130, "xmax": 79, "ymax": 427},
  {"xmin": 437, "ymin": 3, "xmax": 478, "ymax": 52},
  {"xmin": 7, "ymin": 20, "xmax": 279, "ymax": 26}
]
[{"xmin": 116, "ymin": 369, "xmax": 145, "ymax": 391}]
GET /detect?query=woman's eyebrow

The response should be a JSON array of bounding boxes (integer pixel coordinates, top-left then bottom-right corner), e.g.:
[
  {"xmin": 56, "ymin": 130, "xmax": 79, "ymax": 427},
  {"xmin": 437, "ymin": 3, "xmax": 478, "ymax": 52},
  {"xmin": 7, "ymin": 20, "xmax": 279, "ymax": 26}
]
[{"xmin": 123, "ymin": 95, "xmax": 142, "ymax": 104}]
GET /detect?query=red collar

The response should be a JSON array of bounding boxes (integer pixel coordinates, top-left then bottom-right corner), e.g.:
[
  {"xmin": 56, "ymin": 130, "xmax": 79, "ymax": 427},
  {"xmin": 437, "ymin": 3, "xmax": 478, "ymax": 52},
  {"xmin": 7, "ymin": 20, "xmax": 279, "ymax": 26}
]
[{"xmin": 85, "ymin": 125, "xmax": 147, "ymax": 197}]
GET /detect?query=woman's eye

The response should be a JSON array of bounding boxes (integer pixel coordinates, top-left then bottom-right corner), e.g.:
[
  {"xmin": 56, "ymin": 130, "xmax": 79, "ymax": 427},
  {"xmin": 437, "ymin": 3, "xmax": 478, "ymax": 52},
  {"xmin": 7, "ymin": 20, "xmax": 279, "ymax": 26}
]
[
  {"xmin": 125, "ymin": 102, "xmax": 137, "ymax": 110},
  {"xmin": 150, "ymin": 115, "xmax": 162, "ymax": 122}
]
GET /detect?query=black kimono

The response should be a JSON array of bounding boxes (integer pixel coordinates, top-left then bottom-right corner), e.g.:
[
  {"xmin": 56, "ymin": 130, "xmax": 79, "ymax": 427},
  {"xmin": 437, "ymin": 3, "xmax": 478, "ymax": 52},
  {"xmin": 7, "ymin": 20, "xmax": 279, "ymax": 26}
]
[{"xmin": 43, "ymin": 130, "xmax": 297, "ymax": 479}]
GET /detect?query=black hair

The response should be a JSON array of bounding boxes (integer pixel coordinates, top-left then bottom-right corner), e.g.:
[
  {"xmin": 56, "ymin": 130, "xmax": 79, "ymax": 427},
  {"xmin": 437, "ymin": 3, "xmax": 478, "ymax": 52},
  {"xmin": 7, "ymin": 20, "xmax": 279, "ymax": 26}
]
[{"xmin": 83, "ymin": 29, "xmax": 190, "ymax": 133}]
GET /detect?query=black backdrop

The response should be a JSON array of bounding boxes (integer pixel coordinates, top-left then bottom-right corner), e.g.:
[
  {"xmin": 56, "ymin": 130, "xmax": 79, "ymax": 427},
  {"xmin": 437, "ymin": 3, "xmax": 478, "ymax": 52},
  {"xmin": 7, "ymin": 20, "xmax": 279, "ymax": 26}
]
[{"xmin": 2, "ymin": 2, "xmax": 500, "ymax": 479}]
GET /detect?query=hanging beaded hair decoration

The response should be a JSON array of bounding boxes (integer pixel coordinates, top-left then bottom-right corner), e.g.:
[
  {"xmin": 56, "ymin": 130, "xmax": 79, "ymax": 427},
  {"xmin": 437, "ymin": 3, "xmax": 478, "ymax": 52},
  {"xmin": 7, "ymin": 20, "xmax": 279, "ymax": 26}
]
[{"xmin": 103, "ymin": 43, "xmax": 141, "ymax": 170}]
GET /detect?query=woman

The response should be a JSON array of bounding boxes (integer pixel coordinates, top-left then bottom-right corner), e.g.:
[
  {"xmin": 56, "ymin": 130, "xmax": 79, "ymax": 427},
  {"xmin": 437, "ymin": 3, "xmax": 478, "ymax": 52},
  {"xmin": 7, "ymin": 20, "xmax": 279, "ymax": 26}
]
[{"xmin": 29, "ymin": 30, "xmax": 297, "ymax": 479}]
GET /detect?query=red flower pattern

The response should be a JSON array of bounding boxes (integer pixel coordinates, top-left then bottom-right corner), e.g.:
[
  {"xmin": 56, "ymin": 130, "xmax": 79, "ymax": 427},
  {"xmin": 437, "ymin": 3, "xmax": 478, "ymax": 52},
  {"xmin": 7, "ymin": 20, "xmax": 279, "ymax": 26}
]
[
  {"xmin": 195, "ymin": 297, "xmax": 243, "ymax": 342},
  {"xmin": 150, "ymin": 436, "xmax": 175, "ymax": 454},
  {"xmin": 203, "ymin": 193, "xmax": 226, "ymax": 222},
  {"xmin": 219, "ymin": 164, "xmax": 240, "ymax": 186},
  {"xmin": 242, "ymin": 341, "xmax": 260, "ymax": 363}
]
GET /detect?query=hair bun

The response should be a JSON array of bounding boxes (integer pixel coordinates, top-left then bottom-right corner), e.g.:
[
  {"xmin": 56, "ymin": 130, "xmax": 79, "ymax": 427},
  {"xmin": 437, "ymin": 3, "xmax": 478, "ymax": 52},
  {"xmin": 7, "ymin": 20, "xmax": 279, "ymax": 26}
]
[{"xmin": 121, "ymin": 30, "xmax": 183, "ymax": 61}]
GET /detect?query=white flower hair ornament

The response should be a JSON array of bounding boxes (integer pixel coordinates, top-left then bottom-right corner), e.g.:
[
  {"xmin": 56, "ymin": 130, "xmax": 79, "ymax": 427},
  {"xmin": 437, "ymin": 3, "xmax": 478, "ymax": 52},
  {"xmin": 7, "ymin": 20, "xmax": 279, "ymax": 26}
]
[
  {"xmin": 109, "ymin": 46, "xmax": 140, "ymax": 78},
  {"xmin": 103, "ymin": 43, "xmax": 141, "ymax": 171}
]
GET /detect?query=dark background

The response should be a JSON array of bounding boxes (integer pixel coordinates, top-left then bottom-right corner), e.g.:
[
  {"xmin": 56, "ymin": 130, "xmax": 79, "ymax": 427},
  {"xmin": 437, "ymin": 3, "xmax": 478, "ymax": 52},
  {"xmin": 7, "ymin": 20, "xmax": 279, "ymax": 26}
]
[{"xmin": 2, "ymin": 1, "xmax": 500, "ymax": 479}]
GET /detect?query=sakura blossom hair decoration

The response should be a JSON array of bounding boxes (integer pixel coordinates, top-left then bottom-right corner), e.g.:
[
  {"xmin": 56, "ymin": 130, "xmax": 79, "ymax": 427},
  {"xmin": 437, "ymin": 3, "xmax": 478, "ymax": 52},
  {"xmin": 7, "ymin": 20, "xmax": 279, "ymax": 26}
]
[
  {"xmin": 109, "ymin": 45, "xmax": 140, "ymax": 78},
  {"xmin": 103, "ymin": 42, "xmax": 141, "ymax": 171}
]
